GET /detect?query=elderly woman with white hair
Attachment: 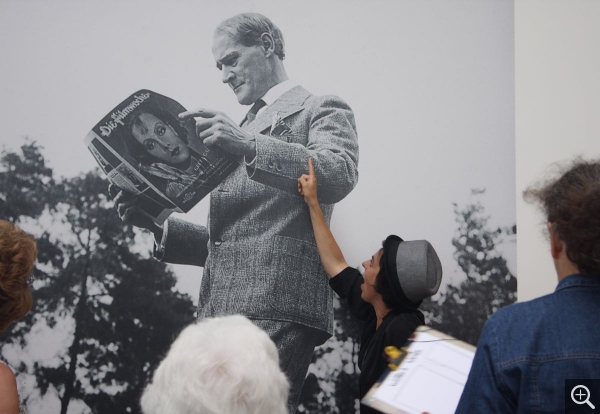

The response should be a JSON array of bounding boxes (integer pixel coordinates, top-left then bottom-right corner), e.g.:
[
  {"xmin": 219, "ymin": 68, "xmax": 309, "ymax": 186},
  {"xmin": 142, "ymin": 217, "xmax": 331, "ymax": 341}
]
[{"xmin": 140, "ymin": 315, "xmax": 289, "ymax": 414}]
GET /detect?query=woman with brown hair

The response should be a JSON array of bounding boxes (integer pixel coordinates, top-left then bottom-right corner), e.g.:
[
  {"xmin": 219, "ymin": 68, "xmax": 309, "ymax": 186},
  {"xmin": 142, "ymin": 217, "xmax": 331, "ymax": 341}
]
[
  {"xmin": 456, "ymin": 158, "xmax": 600, "ymax": 413},
  {"xmin": 0, "ymin": 220, "xmax": 37, "ymax": 414}
]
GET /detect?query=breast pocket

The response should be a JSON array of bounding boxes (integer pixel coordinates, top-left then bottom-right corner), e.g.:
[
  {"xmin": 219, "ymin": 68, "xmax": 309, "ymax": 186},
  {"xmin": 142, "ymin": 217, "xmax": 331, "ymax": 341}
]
[{"xmin": 269, "ymin": 235, "xmax": 330, "ymax": 322}]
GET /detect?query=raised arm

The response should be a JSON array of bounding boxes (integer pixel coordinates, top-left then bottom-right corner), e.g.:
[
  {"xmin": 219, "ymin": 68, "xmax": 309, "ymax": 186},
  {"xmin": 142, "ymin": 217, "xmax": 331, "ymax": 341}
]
[{"xmin": 298, "ymin": 158, "xmax": 349, "ymax": 277}]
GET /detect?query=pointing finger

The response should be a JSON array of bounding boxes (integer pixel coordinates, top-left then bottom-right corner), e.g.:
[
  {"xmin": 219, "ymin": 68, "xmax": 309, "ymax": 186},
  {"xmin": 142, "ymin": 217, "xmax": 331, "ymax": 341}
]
[
  {"xmin": 308, "ymin": 157, "xmax": 315, "ymax": 178},
  {"xmin": 178, "ymin": 108, "xmax": 219, "ymax": 120}
]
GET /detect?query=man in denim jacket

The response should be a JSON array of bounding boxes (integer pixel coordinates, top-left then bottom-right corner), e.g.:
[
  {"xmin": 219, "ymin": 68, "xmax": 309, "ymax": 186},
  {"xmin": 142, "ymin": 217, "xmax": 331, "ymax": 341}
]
[{"xmin": 456, "ymin": 159, "xmax": 600, "ymax": 413}]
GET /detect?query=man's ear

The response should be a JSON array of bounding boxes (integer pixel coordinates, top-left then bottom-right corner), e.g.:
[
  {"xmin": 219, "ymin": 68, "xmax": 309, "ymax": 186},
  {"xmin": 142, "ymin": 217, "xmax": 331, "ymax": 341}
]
[
  {"xmin": 548, "ymin": 222, "xmax": 563, "ymax": 259},
  {"xmin": 260, "ymin": 33, "xmax": 275, "ymax": 56}
]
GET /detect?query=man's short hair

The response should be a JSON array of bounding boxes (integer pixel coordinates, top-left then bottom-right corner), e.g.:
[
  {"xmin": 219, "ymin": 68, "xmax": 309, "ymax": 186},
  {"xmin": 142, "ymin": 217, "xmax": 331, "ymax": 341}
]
[
  {"xmin": 215, "ymin": 13, "xmax": 285, "ymax": 60},
  {"xmin": 140, "ymin": 315, "xmax": 289, "ymax": 414}
]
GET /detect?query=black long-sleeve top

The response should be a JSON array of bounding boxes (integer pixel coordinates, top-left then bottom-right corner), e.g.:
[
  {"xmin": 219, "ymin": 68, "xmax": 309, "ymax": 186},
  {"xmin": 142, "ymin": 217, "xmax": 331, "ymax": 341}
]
[{"xmin": 329, "ymin": 267, "xmax": 424, "ymax": 412}]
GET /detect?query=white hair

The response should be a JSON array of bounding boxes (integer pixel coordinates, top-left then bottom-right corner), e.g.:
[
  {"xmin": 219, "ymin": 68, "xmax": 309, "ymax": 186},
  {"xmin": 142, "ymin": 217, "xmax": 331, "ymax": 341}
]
[{"xmin": 140, "ymin": 315, "xmax": 289, "ymax": 414}]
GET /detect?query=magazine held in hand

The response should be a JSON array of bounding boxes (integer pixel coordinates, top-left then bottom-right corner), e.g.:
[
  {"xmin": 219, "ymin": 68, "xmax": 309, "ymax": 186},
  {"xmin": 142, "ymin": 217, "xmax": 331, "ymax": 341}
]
[{"xmin": 85, "ymin": 90, "xmax": 238, "ymax": 223}]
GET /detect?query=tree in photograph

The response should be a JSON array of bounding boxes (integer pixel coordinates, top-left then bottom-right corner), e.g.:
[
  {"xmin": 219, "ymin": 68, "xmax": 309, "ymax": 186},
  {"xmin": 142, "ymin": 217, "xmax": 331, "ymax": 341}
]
[
  {"xmin": 0, "ymin": 141, "xmax": 54, "ymax": 222},
  {"xmin": 1, "ymin": 144, "xmax": 195, "ymax": 414},
  {"xmin": 421, "ymin": 192, "xmax": 517, "ymax": 345},
  {"xmin": 298, "ymin": 296, "xmax": 363, "ymax": 414}
]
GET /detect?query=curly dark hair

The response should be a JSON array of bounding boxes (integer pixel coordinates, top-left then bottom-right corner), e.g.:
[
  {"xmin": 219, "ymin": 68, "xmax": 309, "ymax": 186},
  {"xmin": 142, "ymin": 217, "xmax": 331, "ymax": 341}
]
[
  {"xmin": 374, "ymin": 251, "xmax": 399, "ymax": 310},
  {"xmin": 524, "ymin": 158, "xmax": 600, "ymax": 275},
  {"xmin": 374, "ymin": 246, "xmax": 421, "ymax": 312},
  {"xmin": 0, "ymin": 221, "xmax": 37, "ymax": 335},
  {"xmin": 123, "ymin": 106, "xmax": 189, "ymax": 166}
]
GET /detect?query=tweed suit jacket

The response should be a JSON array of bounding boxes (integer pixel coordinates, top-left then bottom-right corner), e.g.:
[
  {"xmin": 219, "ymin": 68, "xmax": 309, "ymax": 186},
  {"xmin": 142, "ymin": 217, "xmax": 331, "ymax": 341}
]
[{"xmin": 158, "ymin": 86, "xmax": 359, "ymax": 337}]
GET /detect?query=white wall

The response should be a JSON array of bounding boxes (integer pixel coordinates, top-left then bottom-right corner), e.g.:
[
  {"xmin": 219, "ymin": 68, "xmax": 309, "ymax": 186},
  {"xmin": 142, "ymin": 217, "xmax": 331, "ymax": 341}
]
[{"xmin": 516, "ymin": 0, "xmax": 600, "ymax": 301}]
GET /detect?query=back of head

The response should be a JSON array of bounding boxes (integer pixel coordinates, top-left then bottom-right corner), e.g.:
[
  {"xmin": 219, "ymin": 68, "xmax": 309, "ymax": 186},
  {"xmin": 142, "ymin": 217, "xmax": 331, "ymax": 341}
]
[
  {"xmin": 0, "ymin": 221, "xmax": 36, "ymax": 335},
  {"xmin": 215, "ymin": 13, "xmax": 285, "ymax": 60},
  {"xmin": 140, "ymin": 315, "xmax": 289, "ymax": 414},
  {"xmin": 524, "ymin": 158, "xmax": 600, "ymax": 275}
]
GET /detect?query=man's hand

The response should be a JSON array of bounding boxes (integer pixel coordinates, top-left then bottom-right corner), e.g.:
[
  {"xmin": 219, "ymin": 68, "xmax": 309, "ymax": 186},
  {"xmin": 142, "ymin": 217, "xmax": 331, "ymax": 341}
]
[
  {"xmin": 108, "ymin": 184, "xmax": 160, "ymax": 235},
  {"xmin": 179, "ymin": 108, "xmax": 256, "ymax": 158},
  {"xmin": 297, "ymin": 158, "xmax": 319, "ymax": 207}
]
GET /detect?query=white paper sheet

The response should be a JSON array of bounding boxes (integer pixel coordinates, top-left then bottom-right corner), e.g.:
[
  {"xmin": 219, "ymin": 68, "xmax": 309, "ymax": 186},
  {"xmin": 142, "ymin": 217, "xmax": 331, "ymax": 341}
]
[{"xmin": 363, "ymin": 329, "xmax": 475, "ymax": 414}]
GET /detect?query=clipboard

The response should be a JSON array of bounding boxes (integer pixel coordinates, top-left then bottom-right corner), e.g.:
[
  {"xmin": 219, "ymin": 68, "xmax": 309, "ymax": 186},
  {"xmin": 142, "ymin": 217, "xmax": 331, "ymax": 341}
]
[{"xmin": 361, "ymin": 326, "xmax": 476, "ymax": 414}]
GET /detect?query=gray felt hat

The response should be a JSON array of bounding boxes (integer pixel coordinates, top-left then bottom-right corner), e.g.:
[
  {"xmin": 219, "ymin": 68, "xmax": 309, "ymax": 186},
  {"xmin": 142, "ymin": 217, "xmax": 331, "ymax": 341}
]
[{"xmin": 383, "ymin": 235, "xmax": 443, "ymax": 307}]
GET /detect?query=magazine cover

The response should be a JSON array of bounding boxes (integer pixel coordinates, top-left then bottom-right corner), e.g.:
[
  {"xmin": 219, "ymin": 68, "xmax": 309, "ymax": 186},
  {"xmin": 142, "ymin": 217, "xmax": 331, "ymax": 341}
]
[{"xmin": 85, "ymin": 90, "xmax": 239, "ymax": 223}]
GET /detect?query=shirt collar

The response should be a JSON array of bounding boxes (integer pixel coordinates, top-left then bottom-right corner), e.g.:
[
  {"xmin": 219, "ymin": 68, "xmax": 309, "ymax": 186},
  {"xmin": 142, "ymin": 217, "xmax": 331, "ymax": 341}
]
[
  {"xmin": 260, "ymin": 79, "xmax": 298, "ymax": 107},
  {"xmin": 555, "ymin": 273, "xmax": 600, "ymax": 292}
]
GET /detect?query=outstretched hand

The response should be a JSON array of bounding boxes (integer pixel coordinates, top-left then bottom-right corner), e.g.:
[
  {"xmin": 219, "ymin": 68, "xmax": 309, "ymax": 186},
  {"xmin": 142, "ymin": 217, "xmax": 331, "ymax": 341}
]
[
  {"xmin": 178, "ymin": 108, "xmax": 256, "ymax": 158},
  {"xmin": 297, "ymin": 158, "xmax": 318, "ymax": 206}
]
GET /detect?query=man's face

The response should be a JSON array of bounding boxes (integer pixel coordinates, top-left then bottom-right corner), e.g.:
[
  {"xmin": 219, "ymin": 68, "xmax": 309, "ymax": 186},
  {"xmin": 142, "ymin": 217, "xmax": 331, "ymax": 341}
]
[
  {"xmin": 131, "ymin": 113, "xmax": 190, "ymax": 165},
  {"xmin": 360, "ymin": 249, "xmax": 383, "ymax": 304},
  {"xmin": 212, "ymin": 33, "xmax": 272, "ymax": 105}
]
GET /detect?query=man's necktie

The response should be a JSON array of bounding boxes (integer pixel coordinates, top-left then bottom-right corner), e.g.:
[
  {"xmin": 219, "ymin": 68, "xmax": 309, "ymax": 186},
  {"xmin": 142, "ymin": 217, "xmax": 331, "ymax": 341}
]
[{"xmin": 246, "ymin": 99, "xmax": 267, "ymax": 125}]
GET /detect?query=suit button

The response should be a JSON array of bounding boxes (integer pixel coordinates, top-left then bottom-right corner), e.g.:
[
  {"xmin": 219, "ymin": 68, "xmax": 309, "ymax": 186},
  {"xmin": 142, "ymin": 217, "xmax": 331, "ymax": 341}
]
[{"xmin": 214, "ymin": 240, "xmax": 222, "ymax": 246}]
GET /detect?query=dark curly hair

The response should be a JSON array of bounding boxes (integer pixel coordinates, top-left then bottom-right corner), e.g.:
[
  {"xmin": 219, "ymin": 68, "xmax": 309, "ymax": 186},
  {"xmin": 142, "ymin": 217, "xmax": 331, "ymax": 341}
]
[
  {"xmin": 374, "ymin": 246, "xmax": 421, "ymax": 312},
  {"xmin": 0, "ymin": 221, "xmax": 37, "ymax": 335},
  {"xmin": 123, "ymin": 106, "xmax": 189, "ymax": 166},
  {"xmin": 374, "ymin": 251, "xmax": 399, "ymax": 310},
  {"xmin": 524, "ymin": 158, "xmax": 600, "ymax": 275},
  {"xmin": 215, "ymin": 13, "xmax": 286, "ymax": 60}
]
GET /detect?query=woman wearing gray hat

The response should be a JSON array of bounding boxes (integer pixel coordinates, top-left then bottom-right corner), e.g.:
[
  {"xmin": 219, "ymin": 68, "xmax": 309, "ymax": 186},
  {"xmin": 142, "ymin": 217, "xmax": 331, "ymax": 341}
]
[{"xmin": 298, "ymin": 159, "xmax": 443, "ymax": 407}]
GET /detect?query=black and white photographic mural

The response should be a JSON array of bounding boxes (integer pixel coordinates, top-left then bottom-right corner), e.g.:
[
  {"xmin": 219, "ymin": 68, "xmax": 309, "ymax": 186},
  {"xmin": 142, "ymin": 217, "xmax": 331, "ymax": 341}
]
[{"xmin": 0, "ymin": 1, "xmax": 515, "ymax": 413}]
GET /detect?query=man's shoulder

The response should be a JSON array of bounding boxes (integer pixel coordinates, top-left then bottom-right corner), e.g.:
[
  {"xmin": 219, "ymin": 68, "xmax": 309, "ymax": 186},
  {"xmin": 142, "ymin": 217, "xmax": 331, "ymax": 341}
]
[
  {"xmin": 489, "ymin": 290, "xmax": 555, "ymax": 325},
  {"xmin": 303, "ymin": 89, "xmax": 351, "ymax": 108},
  {"xmin": 284, "ymin": 85, "xmax": 347, "ymax": 107},
  {"xmin": 480, "ymin": 293, "xmax": 557, "ymax": 355}
]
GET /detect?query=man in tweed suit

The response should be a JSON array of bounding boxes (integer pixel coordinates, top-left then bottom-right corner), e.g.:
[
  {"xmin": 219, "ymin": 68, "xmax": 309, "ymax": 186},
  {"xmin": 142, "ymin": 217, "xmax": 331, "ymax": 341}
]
[{"xmin": 115, "ymin": 13, "xmax": 358, "ymax": 412}]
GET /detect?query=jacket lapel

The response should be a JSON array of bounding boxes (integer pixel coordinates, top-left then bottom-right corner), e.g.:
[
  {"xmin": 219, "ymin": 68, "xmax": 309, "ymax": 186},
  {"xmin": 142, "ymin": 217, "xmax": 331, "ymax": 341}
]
[{"xmin": 245, "ymin": 86, "xmax": 310, "ymax": 134}]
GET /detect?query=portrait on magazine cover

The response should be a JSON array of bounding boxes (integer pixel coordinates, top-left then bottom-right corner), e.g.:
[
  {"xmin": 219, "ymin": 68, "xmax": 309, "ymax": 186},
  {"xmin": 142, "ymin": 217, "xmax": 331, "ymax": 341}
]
[{"xmin": 121, "ymin": 105, "xmax": 212, "ymax": 201}]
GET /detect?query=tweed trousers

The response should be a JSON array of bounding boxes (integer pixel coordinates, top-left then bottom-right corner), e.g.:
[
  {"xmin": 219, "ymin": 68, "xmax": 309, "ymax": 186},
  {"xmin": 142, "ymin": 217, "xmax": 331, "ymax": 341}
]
[{"xmin": 252, "ymin": 319, "xmax": 323, "ymax": 414}]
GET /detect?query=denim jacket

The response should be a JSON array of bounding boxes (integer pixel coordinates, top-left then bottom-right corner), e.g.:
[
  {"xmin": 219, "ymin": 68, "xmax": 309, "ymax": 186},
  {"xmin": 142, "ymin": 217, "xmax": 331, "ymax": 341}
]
[{"xmin": 455, "ymin": 274, "xmax": 600, "ymax": 413}]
